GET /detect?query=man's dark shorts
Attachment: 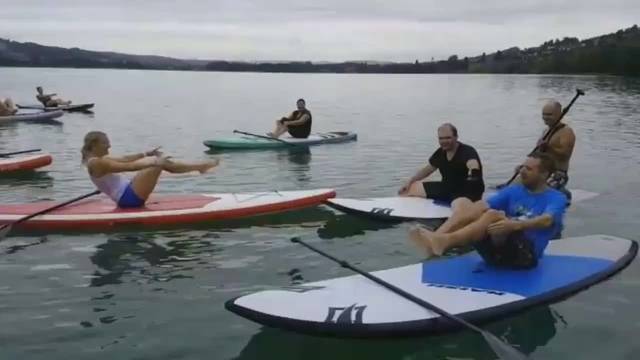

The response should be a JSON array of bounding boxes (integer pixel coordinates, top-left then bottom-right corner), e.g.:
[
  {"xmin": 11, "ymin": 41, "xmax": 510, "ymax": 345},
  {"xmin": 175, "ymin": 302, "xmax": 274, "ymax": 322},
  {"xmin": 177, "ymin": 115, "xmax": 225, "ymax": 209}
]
[
  {"xmin": 474, "ymin": 231, "xmax": 538, "ymax": 269},
  {"xmin": 423, "ymin": 181, "xmax": 484, "ymax": 204}
]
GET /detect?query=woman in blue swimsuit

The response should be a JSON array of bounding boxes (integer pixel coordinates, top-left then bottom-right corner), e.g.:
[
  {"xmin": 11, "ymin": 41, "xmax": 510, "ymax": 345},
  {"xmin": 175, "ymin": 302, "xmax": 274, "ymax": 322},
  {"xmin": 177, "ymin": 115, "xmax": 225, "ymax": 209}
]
[{"xmin": 82, "ymin": 131, "xmax": 219, "ymax": 208}]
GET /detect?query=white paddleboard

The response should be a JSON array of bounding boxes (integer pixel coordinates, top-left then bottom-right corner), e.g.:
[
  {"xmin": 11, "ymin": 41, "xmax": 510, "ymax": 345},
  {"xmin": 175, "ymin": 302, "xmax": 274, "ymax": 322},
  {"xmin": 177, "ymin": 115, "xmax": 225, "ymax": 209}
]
[
  {"xmin": 326, "ymin": 189, "xmax": 600, "ymax": 221},
  {"xmin": 226, "ymin": 234, "xmax": 637, "ymax": 337}
]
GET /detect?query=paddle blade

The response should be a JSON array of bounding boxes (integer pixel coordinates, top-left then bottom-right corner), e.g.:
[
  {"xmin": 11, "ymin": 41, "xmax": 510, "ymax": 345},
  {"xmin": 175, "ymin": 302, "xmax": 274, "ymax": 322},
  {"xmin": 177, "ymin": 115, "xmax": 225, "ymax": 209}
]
[
  {"xmin": 482, "ymin": 332, "xmax": 529, "ymax": 360},
  {"xmin": 0, "ymin": 224, "xmax": 12, "ymax": 239}
]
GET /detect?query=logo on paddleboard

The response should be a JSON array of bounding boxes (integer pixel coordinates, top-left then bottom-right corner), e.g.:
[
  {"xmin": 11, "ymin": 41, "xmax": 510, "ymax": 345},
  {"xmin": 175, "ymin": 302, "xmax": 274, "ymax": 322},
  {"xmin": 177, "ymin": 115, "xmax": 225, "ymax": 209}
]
[
  {"xmin": 425, "ymin": 283, "xmax": 505, "ymax": 296},
  {"xmin": 325, "ymin": 304, "xmax": 367, "ymax": 324},
  {"xmin": 370, "ymin": 207, "xmax": 393, "ymax": 216}
]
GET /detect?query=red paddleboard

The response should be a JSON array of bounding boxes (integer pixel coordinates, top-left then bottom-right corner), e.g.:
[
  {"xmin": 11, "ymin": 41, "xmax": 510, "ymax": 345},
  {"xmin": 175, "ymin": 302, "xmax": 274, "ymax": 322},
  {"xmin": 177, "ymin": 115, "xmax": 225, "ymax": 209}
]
[
  {"xmin": 0, "ymin": 154, "xmax": 52, "ymax": 173},
  {"xmin": 0, "ymin": 189, "xmax": 336, "ymax": 231}
]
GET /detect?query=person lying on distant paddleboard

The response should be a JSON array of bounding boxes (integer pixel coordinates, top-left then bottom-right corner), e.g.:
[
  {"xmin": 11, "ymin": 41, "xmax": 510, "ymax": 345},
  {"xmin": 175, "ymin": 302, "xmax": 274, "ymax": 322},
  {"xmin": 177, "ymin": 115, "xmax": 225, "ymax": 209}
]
[
  {"xmin": 267, "ymin": 98, "xmax": 312, "ymax": 139},
  {"xmin": 36, "ymin": 86, "xmax": 71, "ymax": 107},
  {"xmin": 410, "ymin": 152, "xmax": 567, "ymax": 269},
  {"xmin": 82, "ymin": 131, "xmax": 219, "ymax": 208},
  {"xmin": 398, "ymin": 123, "xmax": 485, "ymax": 204},
  {"xmin": 0, "ymin": 97, "xmax": 17, "ymax": 116},
  {"xmin": 506, "ymin": 100, "xmax": 576, "ymax": 200}
]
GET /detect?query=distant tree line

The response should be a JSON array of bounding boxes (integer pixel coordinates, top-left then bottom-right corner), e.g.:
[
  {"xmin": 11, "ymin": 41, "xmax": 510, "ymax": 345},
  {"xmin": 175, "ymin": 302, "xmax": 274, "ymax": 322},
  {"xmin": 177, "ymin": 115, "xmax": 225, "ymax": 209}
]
[
  {"xmin": 1, "ymin": 25, "xmax": 638, "ymax": 76},
  {"xmin": 205, "ymin": 25, "xmax": 640, "ymax": 76}
]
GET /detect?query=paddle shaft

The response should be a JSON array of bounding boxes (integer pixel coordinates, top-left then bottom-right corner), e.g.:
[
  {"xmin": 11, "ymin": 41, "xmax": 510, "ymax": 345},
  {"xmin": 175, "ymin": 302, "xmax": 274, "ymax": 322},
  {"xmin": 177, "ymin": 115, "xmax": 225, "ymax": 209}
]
[
  {"xmin": 502, "ymin": 89, "xmax": 584, "ymax": 186},
  {"xmin": 233, "ymin": 130, "xmax": 301, "ymax": 147},
  {"xmin": 0, "ymin": 190, "xmax": 100, "ymax": 235},
  {"xmin": 0, "ymin": 149, "xmax": 42, "ymax": 158},
  {"xmin": 292, "ymin": 237, "xmax": 495, "ymax": 335}
]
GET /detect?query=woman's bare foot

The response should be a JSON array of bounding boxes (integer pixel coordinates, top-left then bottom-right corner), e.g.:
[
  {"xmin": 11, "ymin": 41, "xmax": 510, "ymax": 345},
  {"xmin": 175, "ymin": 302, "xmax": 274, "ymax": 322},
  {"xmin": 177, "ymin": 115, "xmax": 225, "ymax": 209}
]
[{"xmin": 199, "ymin": 159, "xmax": 219, "ymax": 174}]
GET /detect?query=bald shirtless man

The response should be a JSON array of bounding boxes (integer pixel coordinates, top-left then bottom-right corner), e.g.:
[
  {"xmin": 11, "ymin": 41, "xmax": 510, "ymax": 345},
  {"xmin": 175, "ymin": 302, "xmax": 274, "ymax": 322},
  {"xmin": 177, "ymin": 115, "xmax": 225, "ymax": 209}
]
[{"xmin": 536, "ymin": 100, "xmax": 576, "ymax": 199}]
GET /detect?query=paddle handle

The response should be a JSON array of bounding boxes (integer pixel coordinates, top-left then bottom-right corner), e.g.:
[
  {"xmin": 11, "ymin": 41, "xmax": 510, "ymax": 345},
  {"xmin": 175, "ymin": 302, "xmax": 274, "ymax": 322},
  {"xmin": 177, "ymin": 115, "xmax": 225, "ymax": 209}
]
[
  {"xmin": 0, "ymin": 148, "xmax": 42, "ymax": 158},
  {"xmin": 233, "ymin": 129, "xmax": 300, "ymax": 147},
  {"xmin": 290, "ymin": 237, "xmax": 485, "ymax": 333},
  {"xmin": 7, "ymin": 190, "xmax": 101, "ymax": 227}
]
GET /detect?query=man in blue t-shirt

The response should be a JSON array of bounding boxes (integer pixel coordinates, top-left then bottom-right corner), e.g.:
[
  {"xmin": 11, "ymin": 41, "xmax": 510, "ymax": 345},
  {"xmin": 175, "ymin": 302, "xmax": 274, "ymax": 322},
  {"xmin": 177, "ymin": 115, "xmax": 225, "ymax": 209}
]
[{"xmin": 409, "ymin": 152, "xmax": 567, "ymax": 268}]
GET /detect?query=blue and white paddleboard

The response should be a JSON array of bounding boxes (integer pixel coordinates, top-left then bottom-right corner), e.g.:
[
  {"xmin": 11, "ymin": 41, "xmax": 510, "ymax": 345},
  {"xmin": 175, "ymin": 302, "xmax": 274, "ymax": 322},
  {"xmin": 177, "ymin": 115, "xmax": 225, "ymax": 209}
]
[
  {"xmin": 325, "ymin": 189, "xmax": 599, "ymax": 221},
  {"xmin": 226, "ymin": 234, "xmax": 636, "ymax": 337}
]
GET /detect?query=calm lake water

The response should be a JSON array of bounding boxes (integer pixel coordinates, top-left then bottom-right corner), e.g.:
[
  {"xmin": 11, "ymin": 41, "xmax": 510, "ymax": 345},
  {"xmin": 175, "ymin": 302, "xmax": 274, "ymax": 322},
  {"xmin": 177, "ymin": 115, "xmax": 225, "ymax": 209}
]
[{"xmin": 1, "ymin": 67, "xmax": 640, "ymax": 359}]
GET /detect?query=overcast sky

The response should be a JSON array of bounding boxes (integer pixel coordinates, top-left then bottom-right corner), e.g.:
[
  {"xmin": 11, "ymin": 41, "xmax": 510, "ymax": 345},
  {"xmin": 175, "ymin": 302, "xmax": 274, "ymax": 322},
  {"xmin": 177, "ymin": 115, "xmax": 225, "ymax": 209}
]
[{"xmin": 1, "ymin": 0, "xmax": 638, "ymax": 62}]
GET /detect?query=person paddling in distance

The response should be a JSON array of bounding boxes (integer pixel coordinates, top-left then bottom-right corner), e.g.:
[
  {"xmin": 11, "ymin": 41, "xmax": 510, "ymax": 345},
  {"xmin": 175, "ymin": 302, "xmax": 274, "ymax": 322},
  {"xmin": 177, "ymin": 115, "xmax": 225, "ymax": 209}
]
[
  {"xmin": 0, "ymin": 97, "xmax": 17, "ymax": 116},
  {"xmin": 410, "ymin": 152, "xmax": 567, "ymax": 269},
  {"xmin": 82, "ymin": 131, "xmax": 219, "ymax": 208},
  {"xmin": 398, "ymin": 123, "xmax": 485, "ymax": 204},
  {"xmin": 267, "ymin": 98, "xmax": 312, "ymax": 139},
  {"xmin": 36, "ymin": 86, "xmax": 71, "ymax": 107}
]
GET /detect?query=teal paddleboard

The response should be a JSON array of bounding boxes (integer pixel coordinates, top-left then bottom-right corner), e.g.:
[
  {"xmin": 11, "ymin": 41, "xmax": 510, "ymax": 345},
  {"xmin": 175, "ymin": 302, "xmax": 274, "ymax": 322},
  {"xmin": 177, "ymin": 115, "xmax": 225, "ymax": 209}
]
[{"xmin": 203, "ymin": 131, "xmax": 357, "ymax": 150}]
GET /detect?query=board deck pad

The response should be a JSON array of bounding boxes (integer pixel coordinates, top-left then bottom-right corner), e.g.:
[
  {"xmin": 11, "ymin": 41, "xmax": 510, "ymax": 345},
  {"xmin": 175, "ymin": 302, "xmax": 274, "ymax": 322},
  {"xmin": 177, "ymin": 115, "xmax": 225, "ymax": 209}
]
[
  {"xmin": 326, "ymin": 189, "xmax": 600, "ymax": 221},
  {"xmin": 0, "ymin": 194, "xmax": 214, "ymax": 214},
  {"xmin": 226, "ymin": 234, "xmax": 637, "ymax": 337},
  {"xmin": 0, "ymin": 189, "xmax": 336, "ymax": 231}
]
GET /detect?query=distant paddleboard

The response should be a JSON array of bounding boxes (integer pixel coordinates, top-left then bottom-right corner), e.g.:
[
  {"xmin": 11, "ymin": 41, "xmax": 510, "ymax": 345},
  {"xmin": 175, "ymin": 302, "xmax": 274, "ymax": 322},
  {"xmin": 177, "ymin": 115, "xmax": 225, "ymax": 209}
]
[
  {"xmin": 17, "ymin": 103, "xmax": 94, "ymax": 112},
  {"xmin": 204, "ymin": 131, "xmax": 357, "ymax": 150},
  {"xmin": 0, "ymin": 154, "xmax": 52, "ymax": 173},
  {"xmin": 0, "ymin": 110, "xmax": 63, "ymax": 124}
]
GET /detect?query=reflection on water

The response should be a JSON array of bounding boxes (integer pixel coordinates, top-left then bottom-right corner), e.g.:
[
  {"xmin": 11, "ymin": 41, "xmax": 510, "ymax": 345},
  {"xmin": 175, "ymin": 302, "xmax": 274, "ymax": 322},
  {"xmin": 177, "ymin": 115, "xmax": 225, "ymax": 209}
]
[
  {"xmin": 0, "ymin": 170, "xmax": 54, "ymax": 188},
  {"xmin": 278, "ymin": 147, "xmax": 312, "ymax": 183},
  {"xmin": 233, "ymin": 305, "xmax": 563, "ymax": 360},
  {"xmin": 88, "ymin": 232, "xmax": 203, "ymax": 287},
  {"xmin": 0, "ymin": 118, "xmax": 64, "ymax": 130},
  {"xmin": 3, "ymin": 236, "xmax": 49, "ymax": 255},
  {"xmin": 317, "ymin": 212, "xmax": 399, "ymax": 239},
  {"xmin": 77, "ymin": 206, "xmax": 346, "ymax": 287}
]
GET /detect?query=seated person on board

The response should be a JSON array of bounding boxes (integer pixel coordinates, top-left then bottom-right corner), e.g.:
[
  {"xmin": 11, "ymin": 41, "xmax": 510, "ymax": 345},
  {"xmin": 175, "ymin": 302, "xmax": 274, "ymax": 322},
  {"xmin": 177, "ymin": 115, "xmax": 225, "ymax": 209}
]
[{"xmin": 409, "ymin": 152, "xmax": 567, "ymax": 269}]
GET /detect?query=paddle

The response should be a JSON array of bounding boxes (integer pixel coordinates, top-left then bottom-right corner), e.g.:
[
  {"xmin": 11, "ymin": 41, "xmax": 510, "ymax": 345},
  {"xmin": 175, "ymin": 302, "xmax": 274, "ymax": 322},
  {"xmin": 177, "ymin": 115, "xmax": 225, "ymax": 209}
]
[
  {"xmin": 0, "ymin": 190, "xmax": 101, "ymax": 239},
  {"xmin": 233, "ymin": 130, "xmax": 302, "ymax": 148},
  {"xmin": 0, "ymin": 149, "xmax": 42, "ymax": 158},
  {"xmin": 496, "ymin": 88, "xmax": 585, "ymax": 189},
  {"xmin": 291, "ymin": 237, "xmax": 529, "ymax": 360}
]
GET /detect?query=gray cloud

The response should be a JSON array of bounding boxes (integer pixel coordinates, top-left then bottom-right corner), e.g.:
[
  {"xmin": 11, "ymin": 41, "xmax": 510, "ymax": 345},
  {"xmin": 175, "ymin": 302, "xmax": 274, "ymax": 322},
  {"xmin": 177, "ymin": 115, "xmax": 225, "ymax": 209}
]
[{"xmin": 1, "ymin": 0, "xmax": 638, "ymax": 61}]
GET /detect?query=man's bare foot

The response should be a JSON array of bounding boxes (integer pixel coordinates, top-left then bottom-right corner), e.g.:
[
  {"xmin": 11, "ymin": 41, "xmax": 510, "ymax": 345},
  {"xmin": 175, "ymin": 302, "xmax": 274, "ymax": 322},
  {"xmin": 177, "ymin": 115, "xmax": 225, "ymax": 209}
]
[
  {"xmin": 409, "ymin": 225, "xmax": 434, "ymax": 258},
  {"xmin": 409, "ymin": 225, "xmax": 447, "ymax": 257}
]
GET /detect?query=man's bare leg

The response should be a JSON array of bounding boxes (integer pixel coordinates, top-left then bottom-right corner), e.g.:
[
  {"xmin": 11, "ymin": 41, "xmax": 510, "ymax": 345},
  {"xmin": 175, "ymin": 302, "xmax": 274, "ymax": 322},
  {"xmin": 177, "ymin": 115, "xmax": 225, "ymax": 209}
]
[
  {"xmin": 400, "ymin": 181, "xmax": 427, "ymax": 197},
  {"xmin": 436, "ymin": 198, "xmax": 488, "ymax": 234},
  {"xmin": 410, "ymin": 209, "xmax": 505, "ymax": 257}
]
